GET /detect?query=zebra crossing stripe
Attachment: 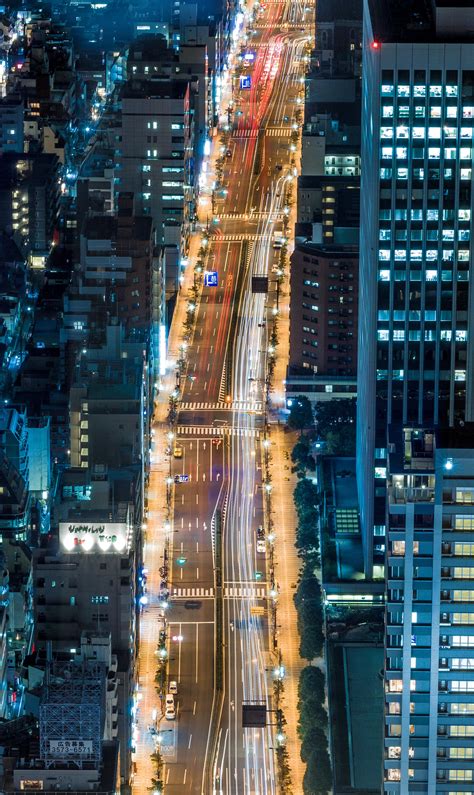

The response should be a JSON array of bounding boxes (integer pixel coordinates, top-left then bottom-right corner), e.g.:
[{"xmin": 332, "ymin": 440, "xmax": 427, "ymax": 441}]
[
  {"xmin": 171, "ymin": 587, "xmax": 214, "ymax": 597},
  {"xmin": 176, "ymin": 426, "xmax": 261, "ymax": 438},
  {"xmin": 224, "ymin": 586, "xmax": 266, "ymax": 598},
  {"xmin": 180, "ymin": 401, "xmax": 263, "ymax": 411}
]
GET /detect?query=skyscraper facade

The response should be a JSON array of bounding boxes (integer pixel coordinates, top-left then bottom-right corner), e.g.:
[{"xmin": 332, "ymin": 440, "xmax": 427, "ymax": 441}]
[
  {"xmin": 357, "ymin": 0, "xmax": 474, "ymax": 578},
  {"xmin": 357, "ymin": 1, "xmax": 474, "ymax": 791}
]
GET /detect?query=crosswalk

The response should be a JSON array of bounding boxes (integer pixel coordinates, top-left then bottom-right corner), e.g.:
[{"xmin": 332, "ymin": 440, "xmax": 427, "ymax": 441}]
[
  {"xmin": 265, "ymin": 127, "xmax": 292, "ymax": 137},
  {"xmin": 225, "ymin": 586, "xmax": 267, "ymax": 599},
  {"xmin": 171, "ymin": 587, "xmax": 214, "ymax": 598},
  {"xmin": 177, "ymin": 425, "xmax": 261, "ymax": 437},
  {"xmin": 218, "ymin": 211, "xmax": 283, "ymax": 220},
  {"xmin": 219, "ymin": 233, "xmax": 266, "ymax": 242},
  {"xmin": 180, "ymin": 401, "xmax": 263, "ymax": 412},
  {"xmin": 233, "ymin": 129, "xmax": 259, "ymax": 138},
  {"xmin": 170, "ymin": 586, "xmax": 268, "ymax": 599}
]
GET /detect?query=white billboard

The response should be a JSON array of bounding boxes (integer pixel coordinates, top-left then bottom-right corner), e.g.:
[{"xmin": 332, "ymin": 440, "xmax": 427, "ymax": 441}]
[
  {"xmin": 59, "ymin": 522, "xmax": 129, "ymax": 553},
  {"xmin": 48, "ymin": 739, "xmax": 93, "ymax": 756}
]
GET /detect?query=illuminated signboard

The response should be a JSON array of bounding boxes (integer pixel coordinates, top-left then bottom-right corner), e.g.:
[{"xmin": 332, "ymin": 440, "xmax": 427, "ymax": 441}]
[
  {"xmin": 240, "ymin": 75, "xmax": 251, "ymax": 90},
  {"xmin": 48, "ymin": 739, "xmax": 93, "ymax": 756},
  {"xmin": 59, "ymin": 522, "xmax": 129, "ymax": 553},
  {"xmin": 204, "ymin": 271, "xmax": 218, "ymax": 287}
]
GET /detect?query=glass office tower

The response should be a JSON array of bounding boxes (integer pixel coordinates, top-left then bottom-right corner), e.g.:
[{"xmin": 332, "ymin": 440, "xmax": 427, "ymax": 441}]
[
  {"xmin": 357, "ymin": 0, "xmax": 474, "ymax": 790},
  {"xmin": 357, "ymin": 0, "xmax": 474, "ymax": 576}
]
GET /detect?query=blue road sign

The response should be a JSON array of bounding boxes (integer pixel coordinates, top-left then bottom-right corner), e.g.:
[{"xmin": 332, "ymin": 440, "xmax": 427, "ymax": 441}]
[
  {"xmin": 204, "ymin": 271, "xmax": 218, "ymax": 287},
  {"xmin": 240, "ymin": 75, "xmax": 252, "ymax": 90}
]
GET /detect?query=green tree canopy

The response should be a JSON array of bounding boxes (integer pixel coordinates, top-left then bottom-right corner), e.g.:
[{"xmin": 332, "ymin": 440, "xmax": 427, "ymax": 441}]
[
  {"xmin": 303, "ymin": 747, "xmax": 332, "ymax": 794},
  {"xmin": 287, "ymin": 395, "xmax": 314, "ymax": 433},
  {"xmin": 314, "ymin": 398, "xmax": 355, "ymax": 437}
]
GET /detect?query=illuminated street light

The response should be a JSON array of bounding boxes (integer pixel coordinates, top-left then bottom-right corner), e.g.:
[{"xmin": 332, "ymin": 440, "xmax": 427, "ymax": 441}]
[{"xmin": 276, "ymin": 732, "xmax": 286, "ymax": 746}]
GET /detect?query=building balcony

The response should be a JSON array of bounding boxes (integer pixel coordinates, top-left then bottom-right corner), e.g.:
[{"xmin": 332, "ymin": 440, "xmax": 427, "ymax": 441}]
[{"xmin": 388, "ymin": 487, "xmax": 434, "ymax": 504}]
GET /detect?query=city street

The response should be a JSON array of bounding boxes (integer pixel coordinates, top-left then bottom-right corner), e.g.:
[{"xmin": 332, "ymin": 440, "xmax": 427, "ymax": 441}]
[{"xmin": 133, "ymin": 0, "xmax": 311, "ymax": 791}]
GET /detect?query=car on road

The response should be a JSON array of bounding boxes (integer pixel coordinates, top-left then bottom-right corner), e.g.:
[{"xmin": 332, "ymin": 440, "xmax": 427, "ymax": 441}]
[
  {"xmin": 257, "ymin": 525, "xmax": 265, "ymax": 540},
  {"xmin": 226, "ymin": 149, "xmax": 232, "ymax": 158},
  {"xmin": 165, "ymin": 694, "xmax": 176, "ymax": 720},
  {"xmin": 184, "ymin": 600, "xmax": 202, "ymax": 609},
  {"xmin": 257, "ymin": 539, "xmax": 266, "ymax": 554},
  {"xmin": 169, "ymin": 681, "xmax": 178, "ymax": 695},
  {"xmin": 173, "ymin": 445, "xmax": 183, "ymax": 458}
]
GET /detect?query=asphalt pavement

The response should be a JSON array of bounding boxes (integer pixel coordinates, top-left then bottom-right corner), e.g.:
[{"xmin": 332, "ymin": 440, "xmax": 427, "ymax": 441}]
[{"xmin": 149, "ymin": 1, "xmax": 310, "ymax": 791}]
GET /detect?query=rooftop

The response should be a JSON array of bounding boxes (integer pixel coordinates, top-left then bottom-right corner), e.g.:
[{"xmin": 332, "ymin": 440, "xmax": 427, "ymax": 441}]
[
  {"xmin": 368, "ymin": 0, "xmax": 474, "ymax": 43},
  {"xmin": 122, "ymin": 78, "xmax": 189, "ymax": 100}
]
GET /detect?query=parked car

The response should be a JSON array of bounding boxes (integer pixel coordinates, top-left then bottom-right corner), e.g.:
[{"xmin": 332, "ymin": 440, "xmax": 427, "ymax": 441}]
[{"xmin": 165, "ymin": 694, "xmax": 176, "ymax": 720}]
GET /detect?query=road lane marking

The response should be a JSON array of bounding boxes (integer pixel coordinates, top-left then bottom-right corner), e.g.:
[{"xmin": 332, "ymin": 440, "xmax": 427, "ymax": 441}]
[
  {"xmin": 195, "ymin": 623, "xmax": 199, "ymax": 683},
  {"xmin": 177, "ymin": 621, "xmax": 182, "ymax": 683},
  {"xmin": 188, "ymin": 734, "xmax": 193, "ymax": 749},
  {"xmin": 193, "ymin": 700, "xmax": 197, "ymax": 715}
]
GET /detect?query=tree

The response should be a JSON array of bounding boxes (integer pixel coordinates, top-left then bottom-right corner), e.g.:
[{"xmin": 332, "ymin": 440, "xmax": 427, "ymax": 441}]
[
  {"xmin": 287, "ymin": 395, "xmax": 313, "ymax": 434},
  {"xmin": 294, "ymin": 569, "xmax": 321, "ymax": 608},
  {"xmin": 301, "ymin": 725, "xmax": 329, "ymax": 763},
  {"xmin": 294, "ymin": 479, "xmax": 319, "ymax": 512},
  {"xmin": 294, "ymin": 565, "xmax": 324, "ymax": 659},
  {"xmin": 313, "ymin": 399, "xmax": 356, "ymax": 455},
  {"xmin": 299, "ymin": 665, "xmax": 325, "ymax": 700},
  {"xmin": 303, "ymin": 747, "xmax": 332, "ymax": 794},
  {"xmin": 291, "ymin": 436, "xmax": 316, "ymax": 473},
  {"xmin": 295, "ymin": 519, "xmax": 318, "ymax": 553},
  {"xmin": 314, "ymin": 398, "xmax": 355, "ymax": 437},
  {"xmin": 324, "ymin": 427, "xmax": 356, "ymax": 456}
]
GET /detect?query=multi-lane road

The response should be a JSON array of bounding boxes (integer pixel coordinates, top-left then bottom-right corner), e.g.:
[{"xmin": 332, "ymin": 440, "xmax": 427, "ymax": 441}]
[{"xmin": 138, "ymin": 0, "xmax": 311, "ymax": 792}]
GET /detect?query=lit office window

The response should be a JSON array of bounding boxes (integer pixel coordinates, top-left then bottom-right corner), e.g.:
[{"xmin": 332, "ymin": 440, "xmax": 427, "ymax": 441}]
[
  {"xmin": 450, "ymin": 725, "xmax": 474, "ymax": 736},
  {"xmin": 452, "ymin": 636, "xmax": 474, "ymax": 647},
  {"xmin": 449, "ymin": 747, "xmax": 474, "ymax": 758}
]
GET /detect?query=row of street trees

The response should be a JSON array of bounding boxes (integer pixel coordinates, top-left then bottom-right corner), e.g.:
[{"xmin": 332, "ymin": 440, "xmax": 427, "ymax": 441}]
[
  {"xmin": 298, "ymin": 668, "xmax": 332, "ymax": 794},
  {"xmin": 288, "ymin": 396, "xmax": 333, "ymax": 793}
]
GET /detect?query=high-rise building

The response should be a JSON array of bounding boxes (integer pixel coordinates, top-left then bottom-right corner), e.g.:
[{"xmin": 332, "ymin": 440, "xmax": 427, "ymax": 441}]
[
  {"xmin": 0, "ymin": 152, "xmax": 60, "ymax": 262},
  {"xmin": 118, "ymin": 79, "xmax": 193, "ymax": 251},
  {"xmin": 288, "ymin": 241, "xmax": 359, "ymax": 384},
  {"xmin": 357, "ymin": 0, "xmax": 474, "ymax": 577},
  {"xmin": 357, "ymin": 1, "xmax": 474, "ymax": 791}
]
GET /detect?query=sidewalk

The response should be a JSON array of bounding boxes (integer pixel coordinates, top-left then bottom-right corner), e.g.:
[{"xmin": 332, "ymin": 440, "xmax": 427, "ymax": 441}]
[
  {"xmin": 264, "ymin": 65, "xmax": 306, "ymax": 792},
  {"xmin": 132, "ymin": 228, "xmax": 203, "ymax": 793},
  {"xmin": 268, "ymin": 426, "xmax": 306, "ymax": 790}
]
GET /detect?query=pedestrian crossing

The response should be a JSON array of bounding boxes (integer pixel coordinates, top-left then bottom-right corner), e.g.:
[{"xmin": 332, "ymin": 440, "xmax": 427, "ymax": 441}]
[
  {"xmin": 225, "ymin": 586, "xmax": 267, "ymax": 599},
  {"xmin": 171, "ymin": 587, "xmax": 214, "ymax": 598},
  {"xmin": 220, "ymin": 233, "xmax": 266, "ymax": 242},
  {"xmin": 180, "ymin": 401, "xmax": 263, "ymax": 412},
  {"xmin": 231, "ymin": 126, "xmax": 293, "ymax": 139},
  {"xmin": 265, "ymin": 127, "xmax": 292, "ymax": 137},
  {"xmin": 170, "ymin": 586, "xmax": 268, "ymax": 599},
  {"xmin": 218, "ymin": 211, "xmax": 283, "ymax": 220},
  {"xmin": 176, "ymin": 425, "xmax": 261, "ymax": 438},
  {"xmin": 233, "ymin": 129, "xmax": 259, "ymax": 138}
]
